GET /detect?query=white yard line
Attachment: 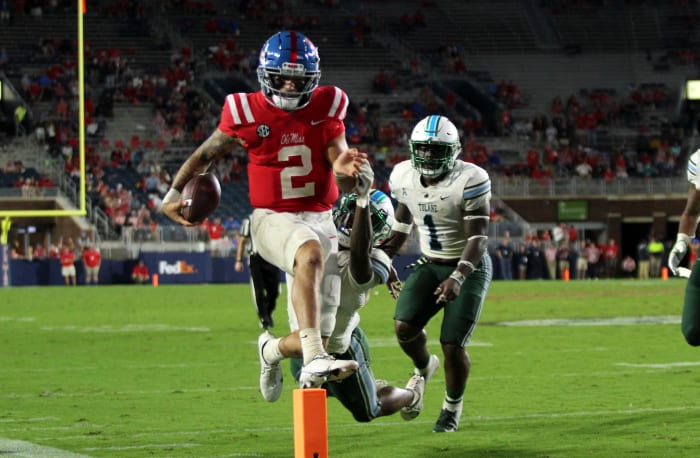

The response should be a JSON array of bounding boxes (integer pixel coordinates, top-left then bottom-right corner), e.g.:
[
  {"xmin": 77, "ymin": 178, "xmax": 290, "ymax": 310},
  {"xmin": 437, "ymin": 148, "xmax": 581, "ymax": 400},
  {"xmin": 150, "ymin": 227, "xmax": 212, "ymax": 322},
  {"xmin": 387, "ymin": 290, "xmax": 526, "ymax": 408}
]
[
  {"xmin": 616, "ymin": 361, "xmax": 700, "ymax": 368},
  {"xmin": 2, "ymin": 363, "xmax": 223, "ymax": 374},
  {"xmin": 3, "ymin": 361, "xmax": 696, "ymax": 402},
  {"xmin": 492, "ymin": 315, "xmax": 681, "ymax": 326},
  {"xmin": 0, "ymin": 437, "xmax": 94, "ymax": 457},
  {"xmin": 0, "ymin": 418, "xmax": 59, "ymax": 424},
  {"xmin": 12, "ymin": 404, "xmax": 700, "ymax": 443},
  {"xmin": 40, "ymin": 324, "xmax": 210, "ymax": 333},
  {"xmin": 81, "ymin": 443, "xmax": 200, "ymax": 452},
  {"xmin": 0, "ymin": 386, "xmax": 258, "ymax": 400},
  {"xmin": 367, "ymin": 338, "xmax": 493, "ymax": 347}
]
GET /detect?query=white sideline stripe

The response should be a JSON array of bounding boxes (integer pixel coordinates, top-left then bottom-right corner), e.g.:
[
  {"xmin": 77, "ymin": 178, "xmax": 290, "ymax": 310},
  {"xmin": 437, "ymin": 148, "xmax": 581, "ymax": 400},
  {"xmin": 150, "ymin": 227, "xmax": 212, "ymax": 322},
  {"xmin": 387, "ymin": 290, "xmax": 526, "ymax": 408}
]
[
  {"xmin": 40, "ymin": 324, "xmax": 210, "ymax": 333},
  {"xmin": 0, "ymin": 417, "xmax": 58, "ymax": 423},
  {"xmin": 0, "ymin": 437, "xmax": 93, "ymax": 457},
  {"xmin": 3, "ymin": 363, "xmax": 223, "ymax": 373},
  {"xmin": 21, "ymin": 405, "xmax": 700, "ymax": 443},
  {"xmin": 0, "ymin": 317, "xmax": 35, "ymax": 322},
  {"xmin": 0, "ymin": 386, "xmax": 258, "ymax": 400},
  {"xmin": 82, "ymin": 443, "xmax": 199, "ymax": 452},
  {"xmin": 493, "ymin": 315, "xmax": 680, "ymax": 327},
  {"xmin": 464, "ymin": 405, "xmax": 700, "ymax": 422},
  {"xmin": 246, "ymin": 404, "xmax": 700, "ymax": 432},
  {"xmin": 212, "ymin": 454, "xmax": 264, "ymax": 457},
  {"xmin": 368, "ymin": 338, "xmax": 492, "ymax": 347},
  {"xmin": 3, "ymin": 363, "xmax": 225, "ymax": 373},
  {"xmin": 249, "ymin": 338, "xmax": 491, "ymax": 348},
  {"xmin": 616, "ymin": 361, "xmax": 700, "ymax": 369},
  {"xmin": 2, "ymin": 364, "xmax": 691, "ymax": 401}
]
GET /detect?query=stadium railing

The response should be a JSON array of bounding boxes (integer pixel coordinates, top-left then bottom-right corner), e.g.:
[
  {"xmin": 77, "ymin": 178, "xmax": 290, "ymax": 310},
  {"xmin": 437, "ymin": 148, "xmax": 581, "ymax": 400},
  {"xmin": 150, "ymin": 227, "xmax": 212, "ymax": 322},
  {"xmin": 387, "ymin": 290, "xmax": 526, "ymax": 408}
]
[{"xmin": 490, "ymin": 175, "xmax": 687, "ymax": 197}]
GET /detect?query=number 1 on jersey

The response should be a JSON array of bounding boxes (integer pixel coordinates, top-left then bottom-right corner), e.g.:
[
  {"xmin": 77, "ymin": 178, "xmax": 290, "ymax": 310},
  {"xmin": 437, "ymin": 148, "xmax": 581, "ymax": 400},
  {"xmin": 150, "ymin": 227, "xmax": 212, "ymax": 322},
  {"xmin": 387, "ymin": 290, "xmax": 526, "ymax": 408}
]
[{"xmin": 423, "ymin": 214, "xmax": 442, "ymax": 250}]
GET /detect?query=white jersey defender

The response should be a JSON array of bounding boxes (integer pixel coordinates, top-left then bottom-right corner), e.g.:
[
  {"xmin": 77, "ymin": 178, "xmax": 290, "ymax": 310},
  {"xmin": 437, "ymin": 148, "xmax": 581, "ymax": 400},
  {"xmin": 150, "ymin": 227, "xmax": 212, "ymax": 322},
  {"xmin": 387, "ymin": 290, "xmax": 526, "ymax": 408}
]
[
  {"xmin": 389, "ymin": 160, "xmax": 491, "ymax": 259},
  {"xmin": 326, "ymin": 248, "xmax": 392, "ymax": 354}
]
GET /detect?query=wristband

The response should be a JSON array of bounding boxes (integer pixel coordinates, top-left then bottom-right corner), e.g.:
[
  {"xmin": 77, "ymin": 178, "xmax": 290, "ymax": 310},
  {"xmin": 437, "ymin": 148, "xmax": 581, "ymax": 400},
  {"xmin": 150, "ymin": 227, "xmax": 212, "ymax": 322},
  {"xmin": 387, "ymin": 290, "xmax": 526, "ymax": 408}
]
[
  {"xmin": 163, "ymin": 188, "xmax": 181, "ymax": 203},
  {"xmin": 457, "ymin": 260, "xmax": 476, "ymax": 275},
  {"xmin": 449, "ymin": 270, "xmax": 465, "ymax": 286},
  {"xmin": 392, "ymin": 221, "xmax": 413, "ymax": 234},
  {"xmin": 677, "ymin": 233, "xmax": 692, "ymax": 245},
  {"xmin": 356, "ymin": 194, "xmax": 369, "ymax": 208}
]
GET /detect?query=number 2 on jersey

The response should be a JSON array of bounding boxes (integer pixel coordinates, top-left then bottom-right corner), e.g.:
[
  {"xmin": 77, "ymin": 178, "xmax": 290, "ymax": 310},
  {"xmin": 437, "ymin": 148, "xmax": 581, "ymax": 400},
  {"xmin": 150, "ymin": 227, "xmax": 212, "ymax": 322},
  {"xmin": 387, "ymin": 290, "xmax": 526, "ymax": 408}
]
[{"xmin": 278, "ymin": 145, "xmax": 314, "ymax": 199}]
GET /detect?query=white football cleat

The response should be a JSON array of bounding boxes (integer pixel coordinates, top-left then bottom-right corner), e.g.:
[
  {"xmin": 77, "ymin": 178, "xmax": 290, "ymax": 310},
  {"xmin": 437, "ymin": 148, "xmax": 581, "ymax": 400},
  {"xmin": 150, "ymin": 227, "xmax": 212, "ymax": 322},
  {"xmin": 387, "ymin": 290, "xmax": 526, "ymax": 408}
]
[
  {"xmin": 299, "ymin": 354, "xmax": 359, "ymax": 388},
  {"xmin": 400, "ymin": 374, "xmax": 425, "ymax": 420},
  {"xmin": 416, "ymin": 354, "xmax": 440, "ymax": 382},
  {"xmin": 258, "ymin": 331, "xmax": 283, "ymax": 402}
]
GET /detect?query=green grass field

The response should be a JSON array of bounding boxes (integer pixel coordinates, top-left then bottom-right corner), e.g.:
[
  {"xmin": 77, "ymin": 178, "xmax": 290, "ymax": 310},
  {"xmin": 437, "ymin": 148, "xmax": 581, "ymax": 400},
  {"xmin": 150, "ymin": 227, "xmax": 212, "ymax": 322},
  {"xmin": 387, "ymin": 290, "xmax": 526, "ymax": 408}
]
[{"xmin": 1, "ymin": 279, "xmax": 699, "ymax": 457}]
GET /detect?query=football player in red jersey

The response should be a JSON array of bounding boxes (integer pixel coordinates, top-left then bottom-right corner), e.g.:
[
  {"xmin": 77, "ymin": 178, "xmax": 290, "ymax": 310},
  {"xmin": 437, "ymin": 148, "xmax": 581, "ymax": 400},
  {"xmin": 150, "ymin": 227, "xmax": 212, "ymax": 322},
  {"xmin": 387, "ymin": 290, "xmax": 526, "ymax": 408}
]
[{"xmin": 161, "ymin": 31, "xmax": 366, "ymax": 394}]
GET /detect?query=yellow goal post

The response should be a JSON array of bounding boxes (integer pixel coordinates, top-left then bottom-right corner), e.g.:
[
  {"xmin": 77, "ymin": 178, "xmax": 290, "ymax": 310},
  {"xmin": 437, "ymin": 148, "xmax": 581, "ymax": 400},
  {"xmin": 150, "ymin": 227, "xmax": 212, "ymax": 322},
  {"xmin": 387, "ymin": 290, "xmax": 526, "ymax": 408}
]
[{"xmin": 0, "ymin": 0, "xmax": 87, "ymax": 224}]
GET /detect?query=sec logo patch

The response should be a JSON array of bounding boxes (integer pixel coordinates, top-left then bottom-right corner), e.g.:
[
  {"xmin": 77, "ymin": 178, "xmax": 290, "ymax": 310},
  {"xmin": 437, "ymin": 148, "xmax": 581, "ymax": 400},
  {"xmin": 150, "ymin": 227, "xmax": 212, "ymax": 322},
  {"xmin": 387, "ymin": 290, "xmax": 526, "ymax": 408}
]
[{"xmin": 256, "ymin": 124, "xmax": 271, "ymax": 138}]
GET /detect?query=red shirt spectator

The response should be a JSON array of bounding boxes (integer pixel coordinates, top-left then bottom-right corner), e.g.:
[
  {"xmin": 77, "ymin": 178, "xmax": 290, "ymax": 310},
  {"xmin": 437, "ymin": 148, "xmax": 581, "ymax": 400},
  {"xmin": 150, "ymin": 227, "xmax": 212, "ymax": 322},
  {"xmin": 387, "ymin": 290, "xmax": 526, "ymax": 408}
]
[
  {"xmin": 83, "ymin": 246, "xmax": 101, "ymax": 268},
  {"xmin": 207, "ymin": 217, "xmax": 224, "ymax": 241},
  {"xmin": 526, "ymin": 148, "xmax": 539, "ymax": 171},
  {"xmin": 60, "ymin": 247, "xmax": 75, "ymax": 267},
  {"xmin": 132, "ymin": 261, "xmax": 150, "ymax": 284},
  {"xmin": 603, "ymin": 241, "xmax": 619, "ymax": 262}
]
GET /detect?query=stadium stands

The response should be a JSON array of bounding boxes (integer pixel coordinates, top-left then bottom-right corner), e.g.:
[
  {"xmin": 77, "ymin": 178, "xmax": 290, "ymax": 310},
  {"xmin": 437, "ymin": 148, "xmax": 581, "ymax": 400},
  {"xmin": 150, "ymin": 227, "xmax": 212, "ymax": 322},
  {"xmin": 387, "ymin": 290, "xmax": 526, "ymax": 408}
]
[{"xmin": 0, "ymin": 0, "xmax": 697, "ymax": 265}]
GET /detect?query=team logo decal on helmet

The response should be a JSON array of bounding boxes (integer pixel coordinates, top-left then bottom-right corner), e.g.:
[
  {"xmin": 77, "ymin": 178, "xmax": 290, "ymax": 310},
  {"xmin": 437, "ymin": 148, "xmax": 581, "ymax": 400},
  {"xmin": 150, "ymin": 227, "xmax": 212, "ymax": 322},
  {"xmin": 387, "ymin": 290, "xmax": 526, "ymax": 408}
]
[
  {"xmin": 333, "ymin": 190, "xmax": 396, "ymax": 248},
  {"xmin": 257, "ymin": 31, "xmax": 321, "ymax": 111},
  {"xmin": 409, "ymin": 115, "xmax": 462, "ymax": 178}
]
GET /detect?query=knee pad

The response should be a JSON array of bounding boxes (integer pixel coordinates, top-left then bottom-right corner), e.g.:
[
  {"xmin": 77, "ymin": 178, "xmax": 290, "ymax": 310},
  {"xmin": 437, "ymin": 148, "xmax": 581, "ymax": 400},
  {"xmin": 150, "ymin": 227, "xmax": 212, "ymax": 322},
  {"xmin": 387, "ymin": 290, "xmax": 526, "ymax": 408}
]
[{"xmin": 396, "ymin": 327, "xmax": 425, "ymax": 343}]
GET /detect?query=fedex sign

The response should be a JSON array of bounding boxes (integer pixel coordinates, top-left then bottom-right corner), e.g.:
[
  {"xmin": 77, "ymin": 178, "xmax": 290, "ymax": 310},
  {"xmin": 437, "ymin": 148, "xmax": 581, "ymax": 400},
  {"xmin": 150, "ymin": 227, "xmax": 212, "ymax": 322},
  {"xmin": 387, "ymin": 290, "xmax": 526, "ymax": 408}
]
[
  {"xmin": 141, "ymin": 252, "xmax": 211, "ymax": 284},
  {"xmin": 158, "ymin": 260, "xmax": 196, "ymax": 275}
]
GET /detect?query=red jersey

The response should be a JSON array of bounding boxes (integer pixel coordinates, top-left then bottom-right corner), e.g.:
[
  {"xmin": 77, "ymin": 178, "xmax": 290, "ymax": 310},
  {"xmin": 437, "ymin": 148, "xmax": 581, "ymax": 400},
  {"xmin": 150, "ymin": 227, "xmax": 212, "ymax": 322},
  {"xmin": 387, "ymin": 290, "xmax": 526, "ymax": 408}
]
[
  {"xmin": 218, "ymin": 86, "xmax": 347, "ymax": 212},
  {"xmin": 604, "ymin": 244, "xmax": 619, "ymax": 260},
  {"xmin": 133, "ymin": 264, "xmax": 149, "ymax": 277},
  {"xmin": 59, "ymin": 248, "xmax": 75, "ymax": 267},
  {"xmin": 83, "ymin": 247, "xmax": 101, "ymax": 268},
  {"xmin": 207, "ymin": 222, "xmax": 224, "ymax": 240}
]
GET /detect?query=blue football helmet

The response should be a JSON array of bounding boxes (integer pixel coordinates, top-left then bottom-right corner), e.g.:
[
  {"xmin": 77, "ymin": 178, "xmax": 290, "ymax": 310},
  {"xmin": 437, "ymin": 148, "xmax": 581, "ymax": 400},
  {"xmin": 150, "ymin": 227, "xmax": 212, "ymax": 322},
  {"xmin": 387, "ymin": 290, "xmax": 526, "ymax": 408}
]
[
  {"xmin": 333, "ymin": 190, "xmax": 395, "ymax": 248},
  {"xmin": 257, "ymin": 31, "xmax": 321, "ymax": 111}
]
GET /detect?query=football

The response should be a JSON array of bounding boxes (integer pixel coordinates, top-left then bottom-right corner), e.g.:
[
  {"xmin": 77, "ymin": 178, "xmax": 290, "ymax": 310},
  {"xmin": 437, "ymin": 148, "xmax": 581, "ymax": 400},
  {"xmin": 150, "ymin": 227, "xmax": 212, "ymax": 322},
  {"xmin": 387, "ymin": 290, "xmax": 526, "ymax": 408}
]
[{"xmin": 180, "ymin": 172, "xmax": 221, "ymax": 223}]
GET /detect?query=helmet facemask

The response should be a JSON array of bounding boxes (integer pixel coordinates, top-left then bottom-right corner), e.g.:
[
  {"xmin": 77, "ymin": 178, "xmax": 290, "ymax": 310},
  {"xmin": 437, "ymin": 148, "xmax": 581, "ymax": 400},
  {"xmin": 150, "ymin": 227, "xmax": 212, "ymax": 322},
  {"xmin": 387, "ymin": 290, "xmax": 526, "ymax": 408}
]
[
  {"xmin": 409, "ymin": 142, "xmax": 461, "ymax": 178},
  {"xmin": 333, "ymin": 190, "xmax": 395, "ymax": 248}
]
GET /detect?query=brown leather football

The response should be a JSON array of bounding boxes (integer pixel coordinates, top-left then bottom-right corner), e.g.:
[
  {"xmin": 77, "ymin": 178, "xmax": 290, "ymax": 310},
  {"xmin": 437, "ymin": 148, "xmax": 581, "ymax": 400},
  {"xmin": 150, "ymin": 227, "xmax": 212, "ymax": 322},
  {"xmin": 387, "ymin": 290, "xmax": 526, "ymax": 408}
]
[{"xmin": 180, "ymin": 173, "xmax": 221, "ymax": 223}]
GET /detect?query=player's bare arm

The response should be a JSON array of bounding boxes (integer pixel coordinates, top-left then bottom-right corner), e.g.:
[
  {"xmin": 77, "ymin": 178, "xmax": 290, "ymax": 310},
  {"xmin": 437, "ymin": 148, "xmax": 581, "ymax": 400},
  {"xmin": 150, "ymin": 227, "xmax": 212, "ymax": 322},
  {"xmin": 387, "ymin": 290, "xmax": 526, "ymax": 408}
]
[
  {"xmin": 234, "ymin": 235, "xmax": 247, "ymax": 272},
  {"xmin": 385, "ymin": 264, "xmax": 402, "ymax": 299},
  {"xmin": 327, "ymin": 133, "xmax": 367, "ymax": 193},
  {"xmin": 348, "ymin": 195, "xmax": 374, "ymax": 284},
  {"xmin": 172, "ymin": 129, "xmax": 240, "ymax": 190},
  {"xmin": 161, "ymin": 130, "xmax": 241, "ymax": 226},
  {"xmin": 435, "ymin": 204, "xmax": 490, "ymax": 304},
  {"xmin": 381, "ymin": 203, "xmax": 413, "ymax": 259}
]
